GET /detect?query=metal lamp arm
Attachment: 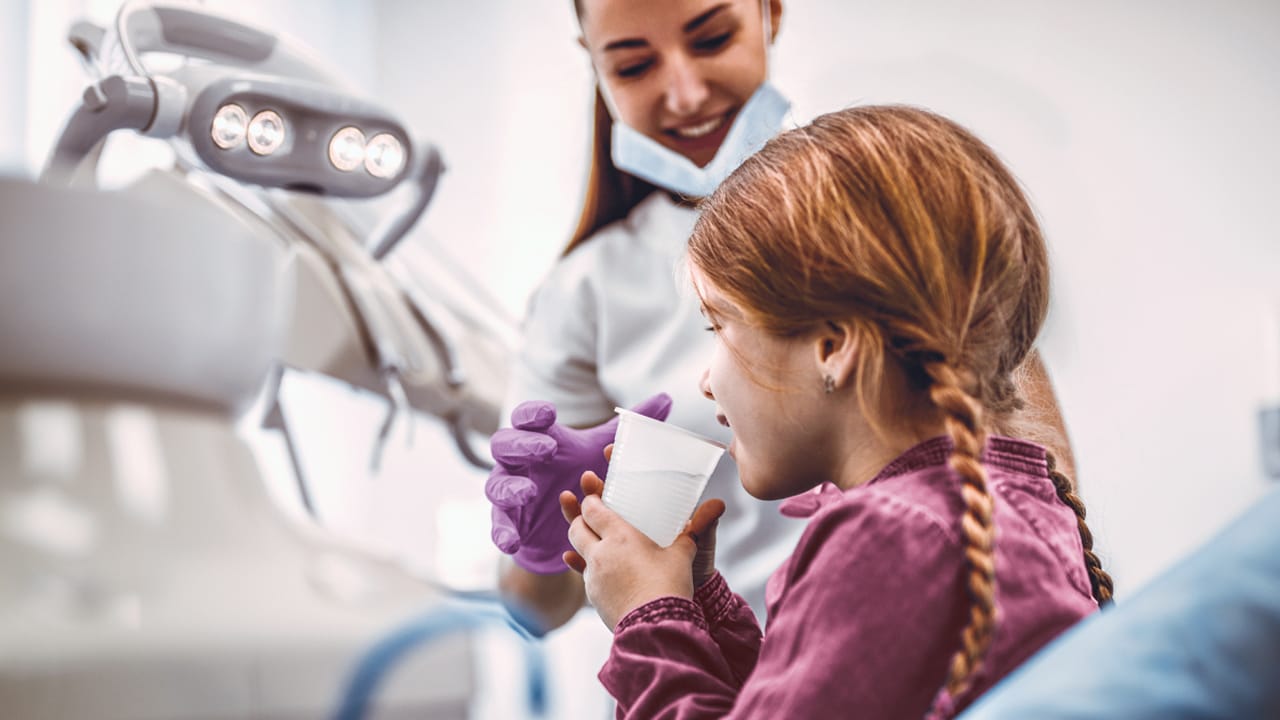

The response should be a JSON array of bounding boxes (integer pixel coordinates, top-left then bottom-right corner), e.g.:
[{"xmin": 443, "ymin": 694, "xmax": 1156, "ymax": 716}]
[{"xmin": 40, "ymin": 75, "xmax": 156, "ymax": 187}]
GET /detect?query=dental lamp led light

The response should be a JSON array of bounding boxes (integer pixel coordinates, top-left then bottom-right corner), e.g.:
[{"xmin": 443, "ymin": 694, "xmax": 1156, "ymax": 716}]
[
  {"xmin": 329, "ymin": 126, "xmax": 367, "ymax": 172},
  {"xmin": 245, "ymin": 108, "xmax": 285, "ymax": 156},
  {"xmin": 211, "ymin": 102, "xmax": 248, "ymax": 148},
  {"xmin": 365, "ymin": 133, "xmax": 407, "ymax": 179}
]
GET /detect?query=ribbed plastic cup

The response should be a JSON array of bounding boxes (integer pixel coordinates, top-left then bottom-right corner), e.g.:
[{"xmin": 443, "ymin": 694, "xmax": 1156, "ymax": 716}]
[{"xmin": 602, "ymin": 407, "xmax": 727, "ymax": 547}]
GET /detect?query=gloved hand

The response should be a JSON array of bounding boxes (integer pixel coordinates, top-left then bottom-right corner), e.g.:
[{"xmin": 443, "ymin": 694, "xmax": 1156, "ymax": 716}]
[{"xmin": 486, "ymin": 393, "xmax": 673, "ymax": 574}]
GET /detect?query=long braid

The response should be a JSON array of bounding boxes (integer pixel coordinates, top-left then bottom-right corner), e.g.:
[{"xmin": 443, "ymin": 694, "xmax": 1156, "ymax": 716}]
[
  {"xmin": 1045, "ymin": 452, "xmax": 1114, "ymax": 606},
  {"xmin": 924, "ymin": 361, "xmax": 998, "ymax": 698}
]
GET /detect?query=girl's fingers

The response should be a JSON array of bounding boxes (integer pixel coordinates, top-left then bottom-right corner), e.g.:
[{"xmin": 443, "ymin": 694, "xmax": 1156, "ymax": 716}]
[
  {"xmin": 686, "ymin": 498, "xmax": 727, "ymax": 537},
  {"xmin": 567, "ymin": 515, "xmax": 601, "ymax": 558},
  {"xmin": 579, "ymin": 494, "xmax": 627, "ymax": 538},
  {"xmin": 560, "ymin": 490, "xmax": 581, "ymax": 523},
  {"xmin": 580, "ymin": 470, "xmax": 605, "ymax": 497},
  {"xmin": 562, "ymin": 550, "xmax": 586, "ymax": 573}
]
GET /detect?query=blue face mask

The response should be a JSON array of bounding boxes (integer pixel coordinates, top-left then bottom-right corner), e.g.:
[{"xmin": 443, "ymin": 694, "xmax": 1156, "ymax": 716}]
[{"xmin": 610, "ymin": 81, "xmax": 791, "ymax": 198}]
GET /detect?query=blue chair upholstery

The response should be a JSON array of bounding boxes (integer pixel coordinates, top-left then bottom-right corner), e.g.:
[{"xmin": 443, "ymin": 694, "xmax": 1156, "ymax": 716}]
[{"xmin": 959, "ymin": 488, "xmax": 1280, "ymax": 719}]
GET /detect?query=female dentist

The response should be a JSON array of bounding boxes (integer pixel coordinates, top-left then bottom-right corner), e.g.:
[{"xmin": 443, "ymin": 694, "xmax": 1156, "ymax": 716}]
[{"xmin": 489, "ymin": 0, "xmax": 804, "ymax": 636}]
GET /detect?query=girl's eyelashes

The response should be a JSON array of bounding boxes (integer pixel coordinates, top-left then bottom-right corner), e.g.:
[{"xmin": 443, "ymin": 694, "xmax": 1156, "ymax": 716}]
[{"xmin": 697, "ymin": 304, "xmax": 723, "ymax": 333}]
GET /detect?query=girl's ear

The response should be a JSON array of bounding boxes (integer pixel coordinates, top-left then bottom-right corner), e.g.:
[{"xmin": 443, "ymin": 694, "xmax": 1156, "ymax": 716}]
[
  {"xmin": 768, "ymin": 0, "xmax": 783, "ymax": 43},
  {"xmin": 814, "ymin": 319, "xmax": 857, "ymax": 392}
]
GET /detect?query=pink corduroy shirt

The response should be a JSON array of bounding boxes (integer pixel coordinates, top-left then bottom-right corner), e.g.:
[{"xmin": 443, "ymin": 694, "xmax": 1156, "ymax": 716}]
[{"xmin": 599, "ymin": 436, "xmax": 1100, "ymax": 719}]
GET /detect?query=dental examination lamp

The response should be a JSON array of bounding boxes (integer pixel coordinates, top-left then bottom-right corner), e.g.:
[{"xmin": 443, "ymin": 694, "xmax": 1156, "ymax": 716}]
[
  {"xmin": 42, "ymin": 1, "xmax": 505, "ymax": 475},
  {"xmin": 45, "ymin": 2, "xmax": 424, "ymax": 201}
]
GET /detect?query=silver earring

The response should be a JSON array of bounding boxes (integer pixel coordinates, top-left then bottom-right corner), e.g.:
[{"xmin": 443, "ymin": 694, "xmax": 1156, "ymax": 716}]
[{"xmin": 823, "ymin": 375, "xmax": 835, "ymax": 394}]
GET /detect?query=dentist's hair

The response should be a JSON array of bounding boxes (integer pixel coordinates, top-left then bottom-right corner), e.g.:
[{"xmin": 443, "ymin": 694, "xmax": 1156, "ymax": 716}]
[
  {"xmin": 687, "ymin": 104, "xmax": 1112, "ymax": 699},
  {"xmin": 563, "ymin": 0, "xmax": 661, "ymax": 257},
  {"xmin": 563, "ymin": 88, "xmax": 660, "ymax": 257}
]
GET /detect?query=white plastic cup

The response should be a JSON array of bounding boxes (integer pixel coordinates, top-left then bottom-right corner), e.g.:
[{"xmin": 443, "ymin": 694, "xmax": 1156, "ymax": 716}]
[{"xmin": 602, "ymin": 407, "xmax": 727, "ymax": 547}]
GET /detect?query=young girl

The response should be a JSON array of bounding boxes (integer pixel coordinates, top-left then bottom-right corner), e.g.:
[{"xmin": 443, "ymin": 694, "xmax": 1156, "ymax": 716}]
[{"xmin": 561, "ymin": 105, "xmax": 1113, "ymax": 718}]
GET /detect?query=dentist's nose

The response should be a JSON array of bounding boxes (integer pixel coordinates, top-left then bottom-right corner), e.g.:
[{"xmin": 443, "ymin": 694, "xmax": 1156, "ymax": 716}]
[{"xmin": 664, "ymin": 55, "xmax": 709, "ymax": 117}]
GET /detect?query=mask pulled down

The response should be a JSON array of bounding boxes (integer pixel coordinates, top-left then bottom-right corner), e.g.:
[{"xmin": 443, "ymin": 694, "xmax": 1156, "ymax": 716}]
[{"xmin": 610, "ymin": 82, "xmax": 791, "ymax": 199}]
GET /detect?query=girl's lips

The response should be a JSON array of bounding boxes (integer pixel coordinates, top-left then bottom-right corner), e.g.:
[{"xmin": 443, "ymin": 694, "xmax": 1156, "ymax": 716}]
[{"xmin": 716, "ymin": 413, "xmax": 730, "ymax": 428}]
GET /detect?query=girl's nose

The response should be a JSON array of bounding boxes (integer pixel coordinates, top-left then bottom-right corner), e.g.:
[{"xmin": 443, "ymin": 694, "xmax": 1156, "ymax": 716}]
[{"xmin": 699, "ymin": 367, "xmax": 715, "ymax": 401}]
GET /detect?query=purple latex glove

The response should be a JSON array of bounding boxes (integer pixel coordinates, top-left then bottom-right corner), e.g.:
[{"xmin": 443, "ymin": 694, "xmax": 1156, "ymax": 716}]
[{"xmin": 486, "ymin": 393, "xmax": 673, "ymax": 574}]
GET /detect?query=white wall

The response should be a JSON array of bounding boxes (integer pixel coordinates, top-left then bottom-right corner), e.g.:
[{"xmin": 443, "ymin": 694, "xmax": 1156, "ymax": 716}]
[
  {"xmin": 371, "ymin": 0, "xmax": 1280, "ymax": 594},
  {"xmin": 0, "ymin": 0, "xmax": 27, "ymax": 174},
  {"xmin": 371, "ymin": 1, "xmax": 592, "ymax": 321}
]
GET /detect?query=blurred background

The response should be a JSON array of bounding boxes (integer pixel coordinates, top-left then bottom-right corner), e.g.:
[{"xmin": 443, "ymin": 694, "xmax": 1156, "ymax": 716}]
[{"xmin": 2, "ymin": 0, "xmax": 1278, "ymax": 717}]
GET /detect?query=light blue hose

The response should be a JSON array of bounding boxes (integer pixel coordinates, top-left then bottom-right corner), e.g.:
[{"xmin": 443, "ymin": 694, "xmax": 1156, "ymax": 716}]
[{"xmin": 332, "ymin": 598, "xmax": 546, "ymax": 720}]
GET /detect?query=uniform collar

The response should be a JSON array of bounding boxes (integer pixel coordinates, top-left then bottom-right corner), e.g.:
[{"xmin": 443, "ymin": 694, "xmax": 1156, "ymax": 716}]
[{"xmin": 626, "ymin": 190, "xmax": 699, "ymax": 255}]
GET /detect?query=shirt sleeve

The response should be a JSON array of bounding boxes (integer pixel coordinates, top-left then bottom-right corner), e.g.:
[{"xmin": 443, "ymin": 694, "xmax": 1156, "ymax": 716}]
[
  {"xmin": 693, "ymin": 572, "xmax": 763, "ymax": 685},
  {"xmin": 599, "ymin": 493, "xmax": 967, "ymax": 719},
  {"xmin": 504, "ymin": 254, "xmax": 614, "ymax": 425},
  {"xmin": 599, "ymin": 596, "xmax": 746, "ymax": 719}
]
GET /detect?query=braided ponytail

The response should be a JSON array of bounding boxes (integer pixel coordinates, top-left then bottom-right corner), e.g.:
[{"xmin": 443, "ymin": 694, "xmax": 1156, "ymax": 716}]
[
  {"xmin": 1045, "ymin": 452, "xmax": 1114, "ymax": 606},
  {"xmin": 923, "ymin": 361, "xmax": 998, "ymax": 697}
]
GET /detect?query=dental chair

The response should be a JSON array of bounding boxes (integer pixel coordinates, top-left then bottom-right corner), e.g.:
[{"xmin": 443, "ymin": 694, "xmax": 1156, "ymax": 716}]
[{"xmin": 0, "ymin": 2, "xmax": 538, "ymax": 718}]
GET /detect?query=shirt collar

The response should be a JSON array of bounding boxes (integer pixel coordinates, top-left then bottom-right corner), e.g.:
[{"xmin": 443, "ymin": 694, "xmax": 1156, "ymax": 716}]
[{"xmin": 777, "ymin": 435, "xmax": 1048, "ymax": 519}]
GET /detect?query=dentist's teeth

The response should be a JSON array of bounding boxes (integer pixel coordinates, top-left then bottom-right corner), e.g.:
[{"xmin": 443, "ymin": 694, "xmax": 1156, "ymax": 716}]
[{"xmin": 675, "ymin": 116, "xmax": 722, "ymax": 139}]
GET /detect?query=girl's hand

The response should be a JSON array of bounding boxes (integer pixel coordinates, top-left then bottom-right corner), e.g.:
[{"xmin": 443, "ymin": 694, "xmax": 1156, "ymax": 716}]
[{"xmin": 559, "ymin": 446, "xmax": 725, "ymax": 630}]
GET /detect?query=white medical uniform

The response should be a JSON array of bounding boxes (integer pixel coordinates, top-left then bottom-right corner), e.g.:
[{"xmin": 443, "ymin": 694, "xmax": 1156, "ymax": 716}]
[{"xmin": 508, "ymin": 190, "xmax": 806, "ymax": 618}]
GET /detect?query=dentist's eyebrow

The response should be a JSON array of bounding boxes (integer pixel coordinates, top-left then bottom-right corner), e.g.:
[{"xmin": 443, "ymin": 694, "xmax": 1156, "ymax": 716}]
[
  {"xmin": 684, "ymin": 4, "xmax": 729, "ymax": 33},
  {"xmin": 603, "ymin": 4, "xmax": 729, "ymax": 52},
  {"xmin": 603, "ymin": 37, "xmax": 649, "ymax": 52}
]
